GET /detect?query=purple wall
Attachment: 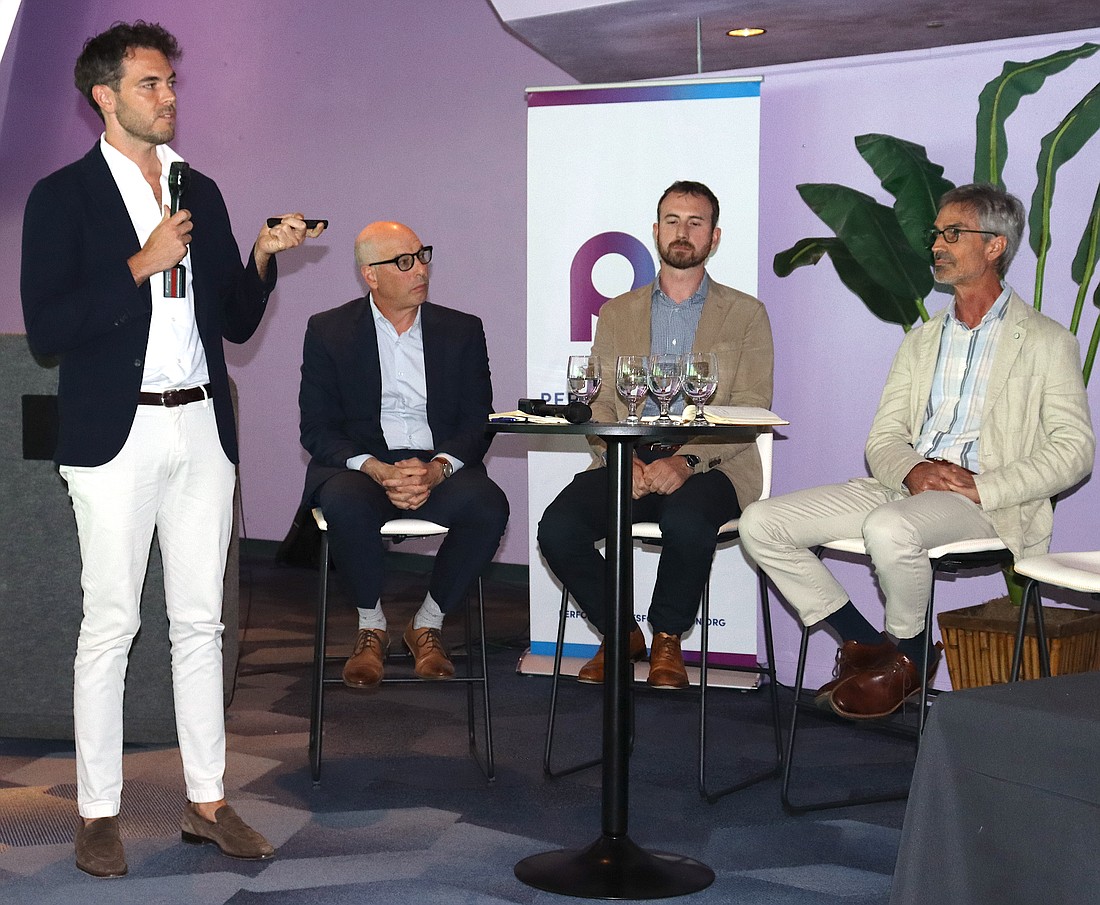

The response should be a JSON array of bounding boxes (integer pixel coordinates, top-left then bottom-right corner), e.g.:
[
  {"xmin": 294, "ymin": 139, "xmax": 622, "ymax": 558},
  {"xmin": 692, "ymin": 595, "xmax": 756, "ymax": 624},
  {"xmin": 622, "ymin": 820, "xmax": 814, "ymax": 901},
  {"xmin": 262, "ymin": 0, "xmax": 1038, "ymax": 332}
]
[{"xmin": 2, "ymin": 4, "xmax": 1099, "ymax": 685}]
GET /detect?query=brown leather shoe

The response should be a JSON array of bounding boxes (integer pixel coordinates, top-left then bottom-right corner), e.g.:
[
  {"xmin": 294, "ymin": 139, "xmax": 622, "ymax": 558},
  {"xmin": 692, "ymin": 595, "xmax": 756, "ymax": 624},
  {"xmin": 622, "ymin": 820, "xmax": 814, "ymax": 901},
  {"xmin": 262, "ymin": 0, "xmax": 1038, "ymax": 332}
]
[
  {"xmin": 830, "ymin": 644, "xmax": 943, "ymax": 720},
  {"xmin": 403, "ymin": 623, "xmax": 455, "ymax": 679},
  {"xmin": 342, "ymin": 628, "xmax": 390, "ymax": 688},
  {"xmin": 75, "ymin": 815, "xmax": 127, "ymax": 878},
  {"xmin": 813, "ymin": 636, "xmax": 897, "ymax": 709},
  {"xmin": 180, "ymin": 803, "xmax": 275, "ymax": 860},
  {"xmin": 576, "ymin": 627, "xmax": 647, "ymax": 684},
  {"xmin": 647, "ymin": 632, "xmax": 689, "ymax": 689}
]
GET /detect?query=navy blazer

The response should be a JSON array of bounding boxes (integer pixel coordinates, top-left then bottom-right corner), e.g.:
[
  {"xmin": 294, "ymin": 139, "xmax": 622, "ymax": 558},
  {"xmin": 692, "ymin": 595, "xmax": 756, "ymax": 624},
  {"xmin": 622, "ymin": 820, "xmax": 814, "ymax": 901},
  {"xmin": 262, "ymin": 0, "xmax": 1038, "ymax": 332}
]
[
  {"xmin": 298, "ymin": 296, "xmax": 495, "ymax": 504},
  {"xmin": 21, "ymin": 143, "xmax": 275, "ymax": 466}
]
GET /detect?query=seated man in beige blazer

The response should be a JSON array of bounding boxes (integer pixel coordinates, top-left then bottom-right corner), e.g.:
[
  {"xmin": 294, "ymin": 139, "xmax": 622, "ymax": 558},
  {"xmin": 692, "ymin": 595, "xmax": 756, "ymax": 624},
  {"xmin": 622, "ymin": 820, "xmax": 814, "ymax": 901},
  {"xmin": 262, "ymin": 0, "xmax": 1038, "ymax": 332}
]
[
  {"xmin": 739, "ymin": 183, "xmax": 1094, "ymax": 720},
  {"xmin": 538, "ymin": 180, "xmax": 774, "ymax": 689}
]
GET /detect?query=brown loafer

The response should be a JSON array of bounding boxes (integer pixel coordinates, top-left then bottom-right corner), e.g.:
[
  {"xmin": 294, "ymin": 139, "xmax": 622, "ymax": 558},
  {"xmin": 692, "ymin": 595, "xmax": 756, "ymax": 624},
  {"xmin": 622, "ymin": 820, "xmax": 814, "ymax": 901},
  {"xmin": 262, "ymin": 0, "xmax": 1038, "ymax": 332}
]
[
  {"xmin": 813, "ymin": 636, "xmax": 897, "ymax": 709},
  {"xmin": 647, "ymin": 632, "xmax": 689, "ymax": 689},
  {"xmin": 180, "ymin": 803, "xmax": 274, "ymax": 860},
  {"xmin": 342, "ymin": 628, "xmax": 390, "ymax": 688},
  {"xmin": 577, "ymin": 627, "xmax": 647, "ymax": 684},
  {"xmin": 403, "ymin": 623, "xmax": 455, "ymax": 679},
  {"xmin": 830, "ymin": 644, "xmax": 943, "ymax": 720},
  {"xmin": 75, "ymin": 815, "xmax": 127, "ymax": 878}
]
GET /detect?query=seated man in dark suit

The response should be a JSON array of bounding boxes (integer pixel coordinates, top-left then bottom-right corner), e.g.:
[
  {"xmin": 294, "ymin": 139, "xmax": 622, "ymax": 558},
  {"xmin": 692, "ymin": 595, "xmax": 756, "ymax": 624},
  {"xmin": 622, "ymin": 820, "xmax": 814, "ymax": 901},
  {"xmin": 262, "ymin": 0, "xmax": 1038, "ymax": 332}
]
[{"xmin": 298, "ymin": 221, "xmax": 509, "ymax": 686}]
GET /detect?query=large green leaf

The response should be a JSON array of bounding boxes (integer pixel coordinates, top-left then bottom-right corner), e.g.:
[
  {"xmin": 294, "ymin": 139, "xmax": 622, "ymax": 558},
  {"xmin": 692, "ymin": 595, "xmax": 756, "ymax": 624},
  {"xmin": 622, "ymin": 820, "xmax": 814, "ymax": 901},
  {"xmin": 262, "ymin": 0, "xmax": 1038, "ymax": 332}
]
[
  {"xmin": 1069, "ymin": 181, "xmax": 1100, "ymax": 335},
  {"xmin": 797, "ymin": 183, "xmax": 934, "ymax": 302},
  {"xmin": 855, "ymin": 134, "xmax": 955, "ymax": 255},
  {"xmin": 974, "ymin": 43, "xmax": 1099, "ymax": 186},
  {"xmin": 773, "ymin": 235, "xmax": 922, "ymax": 327},
  {"xmin": 1030, "ymin": 81, "xmax": 1100, "ymax": 308}
]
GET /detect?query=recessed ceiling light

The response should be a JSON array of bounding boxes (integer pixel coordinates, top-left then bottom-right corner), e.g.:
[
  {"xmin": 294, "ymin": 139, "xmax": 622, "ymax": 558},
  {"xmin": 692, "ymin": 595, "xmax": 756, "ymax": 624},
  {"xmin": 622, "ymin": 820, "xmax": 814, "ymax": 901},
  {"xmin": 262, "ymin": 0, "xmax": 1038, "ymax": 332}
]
[
  {"xmin": 726, "ymin": 27, "xmax": 766, "ymax": 38},
  {"xmin": 927, "ymin": 21, "xmax": 945, "ymax": 28}
]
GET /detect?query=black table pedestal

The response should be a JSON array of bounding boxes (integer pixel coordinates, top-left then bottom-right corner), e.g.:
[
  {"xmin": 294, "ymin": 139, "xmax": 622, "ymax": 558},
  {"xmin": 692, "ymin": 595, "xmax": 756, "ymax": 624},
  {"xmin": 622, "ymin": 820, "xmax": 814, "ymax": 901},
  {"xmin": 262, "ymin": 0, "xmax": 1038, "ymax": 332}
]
[{"xmin": 514, "ymin": 834, "xmax": 714, "ymax": 899}]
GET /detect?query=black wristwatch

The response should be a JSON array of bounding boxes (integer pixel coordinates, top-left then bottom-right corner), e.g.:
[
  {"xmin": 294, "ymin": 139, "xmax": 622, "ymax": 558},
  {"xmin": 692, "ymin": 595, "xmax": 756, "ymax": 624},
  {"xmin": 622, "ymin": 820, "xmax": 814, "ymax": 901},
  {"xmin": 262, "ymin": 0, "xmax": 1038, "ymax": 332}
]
[
  {"xmin": 681, "ymin": 454, "xmax": 701, "ymax": 472},
  {"xmin": 433, "ymin": 457, "xmax": 454, "ymax": 480}
]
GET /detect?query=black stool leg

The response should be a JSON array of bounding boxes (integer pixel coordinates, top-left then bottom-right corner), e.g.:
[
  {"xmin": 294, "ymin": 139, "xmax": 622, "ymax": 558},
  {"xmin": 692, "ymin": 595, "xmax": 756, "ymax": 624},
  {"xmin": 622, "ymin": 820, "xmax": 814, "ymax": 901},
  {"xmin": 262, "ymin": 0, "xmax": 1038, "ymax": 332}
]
[{"xmin": 471, "ymin": 577, "xmax": 495, "ymax": 780}]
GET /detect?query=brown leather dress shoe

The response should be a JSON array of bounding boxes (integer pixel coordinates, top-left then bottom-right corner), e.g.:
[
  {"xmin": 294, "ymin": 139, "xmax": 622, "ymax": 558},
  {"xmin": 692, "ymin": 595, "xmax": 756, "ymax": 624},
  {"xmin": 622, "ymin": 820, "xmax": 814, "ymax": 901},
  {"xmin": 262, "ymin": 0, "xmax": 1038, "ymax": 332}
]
[
  {"xmin": 830, "ymin": 644, "xmax": 943, "ymax": 720},
  {"xmin": 813, "ymin": 636, "xmax": 897, "ymax": 709},
  {"xmin": 180, "ymin": 803, "xmax": 275, "ymax": 860},
  {"xmin": 75, "ymin": 815, "xmax": 127, "ymax": 878},
  {"xmin": 342, "ymin": 628, "xmax": 390, "ymax": 688},
  {"xmin": 576, "ymin": 627, "xmax": 647, "ymax": 684},
  {"xmin": 403, "ymin": 623, "xmax": 455, "ymax": 679},
  {"xmin": 647, "ymin": 632, "xmax": 689, "ymax": 689}
]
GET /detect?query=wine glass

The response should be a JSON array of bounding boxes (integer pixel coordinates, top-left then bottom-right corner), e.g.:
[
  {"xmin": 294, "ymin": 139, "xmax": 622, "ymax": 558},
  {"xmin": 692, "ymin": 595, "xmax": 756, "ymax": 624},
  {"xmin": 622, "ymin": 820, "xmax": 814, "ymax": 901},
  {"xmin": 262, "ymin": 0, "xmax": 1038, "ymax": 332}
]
[
  {"xmin": 646, "ymin": 353, "xmax": 684, "ymax": 425},
  {"xmin": 683, "ymin": 352, "xmax": 719, "ymax": 425},
  {"xmin": 567, "ymin": 355, "xmax": 602, "ymax": 405},
  {"xmin": 615, "ymin": 355, "xmax": 649, "ymax": 424}
]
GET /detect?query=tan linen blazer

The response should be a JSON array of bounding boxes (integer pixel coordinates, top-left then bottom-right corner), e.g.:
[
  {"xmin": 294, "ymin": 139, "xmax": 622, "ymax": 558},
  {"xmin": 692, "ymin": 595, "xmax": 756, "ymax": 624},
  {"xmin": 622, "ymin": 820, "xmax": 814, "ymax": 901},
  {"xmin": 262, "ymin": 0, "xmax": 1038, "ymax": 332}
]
[
  {"xmin": 588, "ymin": 279, "xmax": 774, "ymax": 509},
  {"xmin": 864, "ymin": 291, "xmax": 1095, "ymax": 559}
]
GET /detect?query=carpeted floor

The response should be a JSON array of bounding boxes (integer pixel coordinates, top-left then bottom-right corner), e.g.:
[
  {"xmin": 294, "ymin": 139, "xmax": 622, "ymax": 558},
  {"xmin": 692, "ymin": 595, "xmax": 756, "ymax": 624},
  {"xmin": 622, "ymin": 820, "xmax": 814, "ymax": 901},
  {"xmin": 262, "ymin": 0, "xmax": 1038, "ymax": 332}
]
[{"xmin": 0, "ymin": 552, "xmax": 919, "ymax": 904}]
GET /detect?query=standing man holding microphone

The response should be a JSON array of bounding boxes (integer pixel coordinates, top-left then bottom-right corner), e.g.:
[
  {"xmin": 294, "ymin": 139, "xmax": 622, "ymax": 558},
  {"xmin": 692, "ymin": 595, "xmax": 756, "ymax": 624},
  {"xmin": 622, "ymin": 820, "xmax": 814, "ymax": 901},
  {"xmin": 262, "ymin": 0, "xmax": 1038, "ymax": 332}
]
[{"xmin": 21, "ymin": 21, "xmax": 323, "ymax": 877}]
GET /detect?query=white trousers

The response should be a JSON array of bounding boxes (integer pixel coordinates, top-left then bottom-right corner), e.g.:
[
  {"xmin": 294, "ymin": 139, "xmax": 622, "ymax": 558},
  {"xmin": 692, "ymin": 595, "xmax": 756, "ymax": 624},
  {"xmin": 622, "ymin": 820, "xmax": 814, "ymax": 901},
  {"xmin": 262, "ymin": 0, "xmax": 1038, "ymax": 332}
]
[
  {"xmin": 738, "ymin": 479, "xmax": 999, "ymax": 639},
  {"xmin": 60, "ymin": 402, "xmax": 235, "ymax": 818}
]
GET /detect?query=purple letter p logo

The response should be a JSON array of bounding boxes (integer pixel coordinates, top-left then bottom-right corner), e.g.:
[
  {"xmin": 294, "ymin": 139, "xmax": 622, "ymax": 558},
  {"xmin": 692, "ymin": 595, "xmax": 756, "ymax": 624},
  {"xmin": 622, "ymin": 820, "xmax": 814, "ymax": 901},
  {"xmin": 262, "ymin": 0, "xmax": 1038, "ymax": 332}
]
[{"xmin": 569, "ymin": 232, "xmax": 655, "ymax": 343}]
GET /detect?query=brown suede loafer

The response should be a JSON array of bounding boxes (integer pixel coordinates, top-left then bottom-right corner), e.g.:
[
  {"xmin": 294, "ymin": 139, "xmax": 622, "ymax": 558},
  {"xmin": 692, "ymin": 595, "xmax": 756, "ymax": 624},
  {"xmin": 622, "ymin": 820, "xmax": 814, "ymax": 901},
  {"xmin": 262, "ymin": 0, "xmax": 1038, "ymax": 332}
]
[
  {"xmin": 813, "ymin": 636, "xmax": 897, "ymax": 709},
  {"xmin": 342, "ymin": 628, "xmax": 390, "ymax": 688},
  {"xmin": 180, "ymin": 803, "xmax": 275, "ymax": 860},
  {"xmin": 647, "ymin": 632, "xmax": 689, "ymax": 689},
  {"xmin": 75, "ymin": 815, "xmax": 127, "ymax": 878},
  {"xmin": 576, "ymin": 627, "xmax": 647, "ymax": 684},
  {"xmin": 830, "ymin": 644, "xmax": 942, "ymax": 720},
  {"xmin": 403, "ymin": 623, "xmax": 455, "ymax": 679}
]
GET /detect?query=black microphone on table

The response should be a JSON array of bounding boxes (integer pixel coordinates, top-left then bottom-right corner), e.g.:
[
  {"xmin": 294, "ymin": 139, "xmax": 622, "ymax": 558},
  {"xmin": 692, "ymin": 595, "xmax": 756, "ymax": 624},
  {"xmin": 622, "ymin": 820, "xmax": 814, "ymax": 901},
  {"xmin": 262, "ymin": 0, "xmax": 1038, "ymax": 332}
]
[
  {"xmin": 518, "ymin": 398, "xmax": 592, "ymax": 424},
  {"xmin": 163, "ymin": 161, "xmax": 190, "ymax": 298}
]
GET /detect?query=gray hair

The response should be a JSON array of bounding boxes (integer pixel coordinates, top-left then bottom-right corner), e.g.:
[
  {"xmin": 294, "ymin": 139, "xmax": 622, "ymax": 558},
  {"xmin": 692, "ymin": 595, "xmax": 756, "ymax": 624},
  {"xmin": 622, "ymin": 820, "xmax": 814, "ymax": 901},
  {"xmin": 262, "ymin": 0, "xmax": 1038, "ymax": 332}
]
[{"xmin": 939, "ymin": 183, "xmax": 1026, "ymax": 277}]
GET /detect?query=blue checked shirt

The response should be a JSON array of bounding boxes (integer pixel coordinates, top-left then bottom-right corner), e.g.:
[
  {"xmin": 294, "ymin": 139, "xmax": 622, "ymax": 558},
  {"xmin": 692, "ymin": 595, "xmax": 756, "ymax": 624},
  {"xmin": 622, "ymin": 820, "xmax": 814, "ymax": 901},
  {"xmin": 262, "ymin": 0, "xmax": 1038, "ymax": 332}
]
[
  {"xmin": 643, "ymin": 274, "xmax": 709, "ymax": 416},
  {"xmin": 915, "ymin": 285, "xmax": 1012, "ymax": 472}
]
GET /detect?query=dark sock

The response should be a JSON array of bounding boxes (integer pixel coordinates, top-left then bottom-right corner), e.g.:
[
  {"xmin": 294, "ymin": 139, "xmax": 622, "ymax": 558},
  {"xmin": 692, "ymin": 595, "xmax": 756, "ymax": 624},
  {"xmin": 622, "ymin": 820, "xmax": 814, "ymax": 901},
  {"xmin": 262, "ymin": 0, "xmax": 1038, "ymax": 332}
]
[
  {"xmin": 823, "ymin": 602, "xmax": 883, "ymax": 645},
  {"xmin": 897, "ymin": 632, "xmax": 931, "ymax": 663}
]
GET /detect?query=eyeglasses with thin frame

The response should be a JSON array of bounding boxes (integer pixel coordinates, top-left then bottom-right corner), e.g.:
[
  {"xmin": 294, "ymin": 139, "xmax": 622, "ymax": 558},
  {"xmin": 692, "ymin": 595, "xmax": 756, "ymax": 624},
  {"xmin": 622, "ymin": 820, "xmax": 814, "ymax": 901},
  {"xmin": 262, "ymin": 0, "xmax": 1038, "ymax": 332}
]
[
  {"xmin": 368, "ymin": 246, "xmax": 433, "ymax": 272},
  {"xmin": 924, "ymin": 227, "xmax": 998, "ymax": 248}
]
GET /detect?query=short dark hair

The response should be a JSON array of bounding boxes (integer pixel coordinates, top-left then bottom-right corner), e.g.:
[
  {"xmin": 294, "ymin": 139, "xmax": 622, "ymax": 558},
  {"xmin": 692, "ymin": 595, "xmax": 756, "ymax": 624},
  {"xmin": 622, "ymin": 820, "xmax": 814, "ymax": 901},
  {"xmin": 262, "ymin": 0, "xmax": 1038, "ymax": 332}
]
[
  {"xmin": 74, "ymin": 21, "xmax": 181, "ymax": 121},
  {"xmin": 657, "ymin": 180, "xmax": 720, "ymax": 229},
  {"xmin": 939, "ymin": 183, "xmax": 1025, "ymax": 278}
]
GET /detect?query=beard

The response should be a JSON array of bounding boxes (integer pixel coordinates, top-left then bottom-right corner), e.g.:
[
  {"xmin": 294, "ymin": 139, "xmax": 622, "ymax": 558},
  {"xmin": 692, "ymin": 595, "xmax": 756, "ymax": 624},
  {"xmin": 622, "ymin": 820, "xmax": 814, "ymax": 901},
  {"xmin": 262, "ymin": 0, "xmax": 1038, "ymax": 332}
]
[
  {"xmin": 658, "ymin": 238, "xmax": 711, "ymax": 270},
  {"xmin": 115, "ymin": 102, "xmax": 175, "ymax": 146}
]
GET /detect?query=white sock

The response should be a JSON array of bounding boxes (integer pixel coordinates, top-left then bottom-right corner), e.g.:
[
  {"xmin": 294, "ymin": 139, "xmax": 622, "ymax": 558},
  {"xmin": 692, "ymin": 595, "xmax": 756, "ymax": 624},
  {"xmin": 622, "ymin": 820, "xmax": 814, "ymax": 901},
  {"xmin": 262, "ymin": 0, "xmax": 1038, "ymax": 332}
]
[
  {"xmin": 357, "ymin": 604, "xmax": 387, "ymax": 631},
  {"xmin": 413, "ymin": 593, "xmax": 445, "ymax": 630}
]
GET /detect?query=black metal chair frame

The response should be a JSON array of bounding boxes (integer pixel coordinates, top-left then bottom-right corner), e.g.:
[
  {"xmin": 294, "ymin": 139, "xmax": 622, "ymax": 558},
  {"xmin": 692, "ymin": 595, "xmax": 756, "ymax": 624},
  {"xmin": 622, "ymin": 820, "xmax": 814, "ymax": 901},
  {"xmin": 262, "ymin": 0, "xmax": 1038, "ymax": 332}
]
[
  {"xmin": 781, "ymin": 543, "xmax": 1014, "ymax": 813},
  {"xmin": 308, "ymin": 514, "xmax": 494, "ymax": 786},
  {"xmin": 543, "ymin": 530, "xmax": 784, "ymax": 804}
]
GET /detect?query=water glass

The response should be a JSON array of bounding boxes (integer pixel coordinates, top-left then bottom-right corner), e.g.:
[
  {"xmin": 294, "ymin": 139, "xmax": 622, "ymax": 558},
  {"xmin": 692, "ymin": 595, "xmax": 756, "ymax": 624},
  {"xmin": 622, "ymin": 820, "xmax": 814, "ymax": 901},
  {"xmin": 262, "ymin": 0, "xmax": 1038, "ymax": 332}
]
[
  {"xmin": 683, "ymin": 352, "xmax": 719, "ymax": 424},
  {"xmin": 567, "ymin": 355, "xmax": 602, "ymax": 405},
  {"xmin": 646, "ymin": 353, "xmax": 684, "ymax": 425},
  {"xmin": 615, "ymin": 355, "xmax": 649, "ymax": 424}
]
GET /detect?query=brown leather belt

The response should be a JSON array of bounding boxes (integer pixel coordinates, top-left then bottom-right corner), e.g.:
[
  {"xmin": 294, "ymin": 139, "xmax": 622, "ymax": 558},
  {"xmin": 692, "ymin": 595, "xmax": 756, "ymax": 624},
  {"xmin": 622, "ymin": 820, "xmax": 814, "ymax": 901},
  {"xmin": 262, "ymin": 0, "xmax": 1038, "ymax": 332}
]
[
  {"xmin": 138, "ymin": 384, "xmax": 212, "ymax": 407},
  {"xmin": 639, "ymin": 441, "xmax": 683, "ymax": 452}
]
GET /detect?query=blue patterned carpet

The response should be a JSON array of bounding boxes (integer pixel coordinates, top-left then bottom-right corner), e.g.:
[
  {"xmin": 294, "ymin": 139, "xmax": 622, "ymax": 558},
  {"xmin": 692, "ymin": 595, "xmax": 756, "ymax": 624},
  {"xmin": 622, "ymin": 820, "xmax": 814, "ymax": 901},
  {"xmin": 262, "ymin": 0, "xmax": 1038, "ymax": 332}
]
[{"xmin": 0, "ymin": 554, "xmax": 916, "ymax": 904}]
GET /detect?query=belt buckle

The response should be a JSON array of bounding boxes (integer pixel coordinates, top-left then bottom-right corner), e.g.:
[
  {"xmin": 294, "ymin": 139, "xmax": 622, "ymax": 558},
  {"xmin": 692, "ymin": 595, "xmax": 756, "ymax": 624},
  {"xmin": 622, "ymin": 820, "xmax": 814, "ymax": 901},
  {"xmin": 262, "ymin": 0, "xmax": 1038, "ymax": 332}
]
[{"xmin": 161, "ymin": 388, "xmax": 182, "ymax": 407}]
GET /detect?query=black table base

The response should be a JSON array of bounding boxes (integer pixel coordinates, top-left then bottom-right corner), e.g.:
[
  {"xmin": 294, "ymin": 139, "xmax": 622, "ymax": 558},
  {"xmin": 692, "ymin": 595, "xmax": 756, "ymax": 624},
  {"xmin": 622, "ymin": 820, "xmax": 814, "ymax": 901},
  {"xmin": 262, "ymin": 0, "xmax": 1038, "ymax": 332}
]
[{"xmin": 514, "ymin": 834, "xmax": 715, "ymax": 899}]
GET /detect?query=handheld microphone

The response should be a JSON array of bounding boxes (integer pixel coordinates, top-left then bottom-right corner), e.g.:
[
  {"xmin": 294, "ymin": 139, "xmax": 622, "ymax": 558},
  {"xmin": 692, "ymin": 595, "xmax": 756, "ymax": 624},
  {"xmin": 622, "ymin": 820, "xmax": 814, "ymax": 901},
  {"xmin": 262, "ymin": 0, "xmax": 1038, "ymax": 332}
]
[
  {"xmin": 164, "ymin": 161, "xmax": 190, "ymax": 297},
  {"xmin": 518, "ymin": 398, "xmax": 592, "ymax": 424}
]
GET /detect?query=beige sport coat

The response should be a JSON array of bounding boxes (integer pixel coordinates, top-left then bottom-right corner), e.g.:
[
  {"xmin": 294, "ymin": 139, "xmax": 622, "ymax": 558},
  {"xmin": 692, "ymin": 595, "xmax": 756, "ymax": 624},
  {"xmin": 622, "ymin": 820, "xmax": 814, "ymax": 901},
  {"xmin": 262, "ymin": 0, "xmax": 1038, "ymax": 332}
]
[
  {"xmin": 865, "ymin": 291, "xmax": 1095, "ymax": 559},
  {"xmin": 588, "ymin": 278, "xmax": 774, "ymax": 509}
]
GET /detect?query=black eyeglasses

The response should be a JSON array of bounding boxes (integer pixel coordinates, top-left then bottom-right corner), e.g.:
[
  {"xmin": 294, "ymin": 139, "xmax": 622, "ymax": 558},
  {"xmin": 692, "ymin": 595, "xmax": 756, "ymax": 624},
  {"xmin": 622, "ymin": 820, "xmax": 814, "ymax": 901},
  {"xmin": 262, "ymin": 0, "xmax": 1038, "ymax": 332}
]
[
  {"xmin": 368, "ymin": 246, "xmax": 433, "ymax": 272},
  {"xmin": 924, "ymin": 227, "xmax": 998, "ymax": 248}
]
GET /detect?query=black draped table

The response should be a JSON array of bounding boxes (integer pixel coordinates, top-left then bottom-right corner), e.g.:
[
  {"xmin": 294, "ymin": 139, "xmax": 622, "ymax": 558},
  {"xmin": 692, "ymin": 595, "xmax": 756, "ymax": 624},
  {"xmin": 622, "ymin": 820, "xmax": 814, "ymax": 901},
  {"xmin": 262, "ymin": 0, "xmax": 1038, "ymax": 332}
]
[
  {"xmin": 890, "ymin": 670, "xmax": 1100, "ymax": 905},
  {"xmin": 488, "ymin": 419, "xmax": 757, "ymax": 899}
]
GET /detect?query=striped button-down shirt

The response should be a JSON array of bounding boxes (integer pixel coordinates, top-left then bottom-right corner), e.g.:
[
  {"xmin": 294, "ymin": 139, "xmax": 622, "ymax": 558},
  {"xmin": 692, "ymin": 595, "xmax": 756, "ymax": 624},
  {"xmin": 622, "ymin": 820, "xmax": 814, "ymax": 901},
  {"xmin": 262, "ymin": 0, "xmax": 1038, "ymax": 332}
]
[
  {"xmin": 915, "ymin": 285, "xmax": 1012, "ymax": 472},
  {"xmin": 644, "ymin": 273, "xmax": 709, "ymax": 416}
]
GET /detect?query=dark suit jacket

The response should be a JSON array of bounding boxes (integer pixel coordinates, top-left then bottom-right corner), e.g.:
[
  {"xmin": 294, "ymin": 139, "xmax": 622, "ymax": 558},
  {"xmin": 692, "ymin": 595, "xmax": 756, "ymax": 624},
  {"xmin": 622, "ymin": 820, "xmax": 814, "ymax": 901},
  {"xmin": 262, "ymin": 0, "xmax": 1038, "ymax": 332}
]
[
  {"xmin": 298, "ymin": 296, "xmax": 495, "ymax": 505},
  {"xmin": 21, "ymin": 143, "xmax": 275, "ymax": 466}
]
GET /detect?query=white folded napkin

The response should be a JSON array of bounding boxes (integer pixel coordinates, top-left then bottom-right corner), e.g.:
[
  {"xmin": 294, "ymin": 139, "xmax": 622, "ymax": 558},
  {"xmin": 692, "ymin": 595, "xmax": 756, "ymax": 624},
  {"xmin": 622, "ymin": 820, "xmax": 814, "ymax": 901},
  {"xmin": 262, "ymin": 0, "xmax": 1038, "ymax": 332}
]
[{"xmin": 680, "ymin": 405, "xmax": 789, "ymax": 425}]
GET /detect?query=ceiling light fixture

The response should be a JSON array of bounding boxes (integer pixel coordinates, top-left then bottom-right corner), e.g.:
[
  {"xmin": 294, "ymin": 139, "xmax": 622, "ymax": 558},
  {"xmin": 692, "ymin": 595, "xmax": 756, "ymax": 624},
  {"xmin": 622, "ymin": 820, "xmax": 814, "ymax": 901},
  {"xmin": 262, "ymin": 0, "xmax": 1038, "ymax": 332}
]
[{"xmin": 726, "ymin": 27, "xmax": 766, "ymax": 38}]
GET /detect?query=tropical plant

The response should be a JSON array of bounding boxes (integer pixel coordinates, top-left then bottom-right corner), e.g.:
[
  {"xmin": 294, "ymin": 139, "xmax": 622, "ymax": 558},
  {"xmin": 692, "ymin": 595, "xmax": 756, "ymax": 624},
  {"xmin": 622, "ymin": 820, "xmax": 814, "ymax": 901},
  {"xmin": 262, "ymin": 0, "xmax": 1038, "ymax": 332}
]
[{"xmin": 773, "ymin": 43, "xmax": 1100, "ymax": 602}]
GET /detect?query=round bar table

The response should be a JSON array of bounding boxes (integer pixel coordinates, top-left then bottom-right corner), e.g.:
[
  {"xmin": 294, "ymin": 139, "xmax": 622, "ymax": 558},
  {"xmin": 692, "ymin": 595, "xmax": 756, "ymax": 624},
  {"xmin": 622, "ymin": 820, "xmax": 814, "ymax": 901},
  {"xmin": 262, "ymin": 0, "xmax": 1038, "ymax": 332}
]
[{"xmin": 488, "ymin": 419, "xmax": 758, "ymax": 899}]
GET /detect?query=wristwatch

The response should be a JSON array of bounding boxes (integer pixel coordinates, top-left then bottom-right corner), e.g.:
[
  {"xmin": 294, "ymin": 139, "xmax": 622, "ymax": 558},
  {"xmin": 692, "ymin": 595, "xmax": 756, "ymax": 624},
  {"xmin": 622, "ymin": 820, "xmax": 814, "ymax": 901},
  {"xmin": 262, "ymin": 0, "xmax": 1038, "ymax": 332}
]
[
  {"xmin": 433, "ymin": 457, "xmax": 454, "ymax": 480},
  {"xmin": 680, "ymin": 454, "xmax": 701, "ymax": 472}
]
